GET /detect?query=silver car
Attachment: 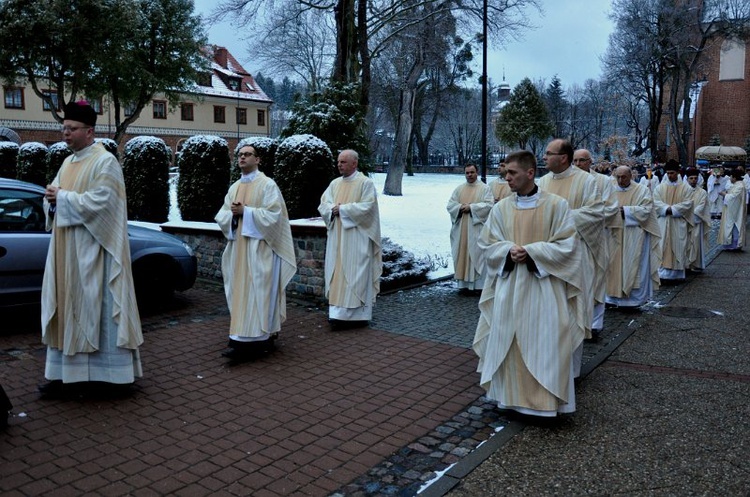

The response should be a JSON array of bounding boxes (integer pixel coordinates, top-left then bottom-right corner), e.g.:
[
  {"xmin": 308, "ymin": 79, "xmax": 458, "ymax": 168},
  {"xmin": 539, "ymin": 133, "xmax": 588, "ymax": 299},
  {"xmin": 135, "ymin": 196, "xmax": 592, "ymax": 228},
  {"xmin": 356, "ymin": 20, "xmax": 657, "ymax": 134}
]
[{"xmin": 0, "ymin": 177, "xmax": 197, "ymax": 308}]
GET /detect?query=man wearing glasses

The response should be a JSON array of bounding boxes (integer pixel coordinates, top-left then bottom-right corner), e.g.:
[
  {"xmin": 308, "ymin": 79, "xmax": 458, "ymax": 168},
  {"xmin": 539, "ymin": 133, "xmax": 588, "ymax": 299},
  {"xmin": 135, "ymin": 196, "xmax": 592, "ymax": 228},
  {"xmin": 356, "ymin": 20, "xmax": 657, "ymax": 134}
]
[
  {"xmin": 40, "ymin": 101, "xmax": 143, "ymax": 397},
  {"xmin": 215, "ymin": 145, "xmax": 297, "ymax": 359},
  {"xmin": 573, "ymin": 149, "xmax": 619, "ymax": 341},
  {"xmin": 538, "ymin": 139, "xmax": 604, "ymax": 373}
]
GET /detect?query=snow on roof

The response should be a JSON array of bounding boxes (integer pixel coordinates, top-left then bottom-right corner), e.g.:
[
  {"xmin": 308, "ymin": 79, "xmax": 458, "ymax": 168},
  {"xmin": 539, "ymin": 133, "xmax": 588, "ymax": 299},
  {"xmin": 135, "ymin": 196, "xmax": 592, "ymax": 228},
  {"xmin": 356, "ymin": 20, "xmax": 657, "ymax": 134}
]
[{"xmin": 191, "ymin": 45, "xmax": 273, "ymax": 104}]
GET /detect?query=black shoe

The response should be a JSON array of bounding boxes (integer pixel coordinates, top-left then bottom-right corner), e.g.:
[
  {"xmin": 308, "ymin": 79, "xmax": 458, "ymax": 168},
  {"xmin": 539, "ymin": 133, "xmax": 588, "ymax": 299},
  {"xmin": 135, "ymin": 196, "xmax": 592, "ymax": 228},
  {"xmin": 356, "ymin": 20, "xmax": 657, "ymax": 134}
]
[
  {"xmin": 585, "ymin": 329, "xmax": 602, "ymax": 343},
  {"xmin": 38, "ymin": 380, "xmax": 64, "ymax": 398}
]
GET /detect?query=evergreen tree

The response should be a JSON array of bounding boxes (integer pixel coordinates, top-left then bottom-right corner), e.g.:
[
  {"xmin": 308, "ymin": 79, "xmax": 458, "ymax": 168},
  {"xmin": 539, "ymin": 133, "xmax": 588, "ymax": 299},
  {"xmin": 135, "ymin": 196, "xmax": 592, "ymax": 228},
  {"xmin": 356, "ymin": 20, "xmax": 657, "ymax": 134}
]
[
  {"xmin": 495, "ymin": 78, "xmax": 554, "ymax": 150},
  {"xmin": 544, "ymin": 75, "xmax": 567, "ymax": 138},
  {"xmin": 281, "ymin": 82, "xmax": 371, "ymax": 173}
]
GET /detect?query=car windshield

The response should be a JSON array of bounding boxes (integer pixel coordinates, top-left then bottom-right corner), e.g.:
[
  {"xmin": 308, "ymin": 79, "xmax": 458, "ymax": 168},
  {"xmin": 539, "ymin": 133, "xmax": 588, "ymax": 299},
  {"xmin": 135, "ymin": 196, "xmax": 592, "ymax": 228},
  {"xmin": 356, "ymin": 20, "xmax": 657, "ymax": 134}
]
[{"xmin": 0, "ymin": 188, "xmax": 45, "ymax": 232}]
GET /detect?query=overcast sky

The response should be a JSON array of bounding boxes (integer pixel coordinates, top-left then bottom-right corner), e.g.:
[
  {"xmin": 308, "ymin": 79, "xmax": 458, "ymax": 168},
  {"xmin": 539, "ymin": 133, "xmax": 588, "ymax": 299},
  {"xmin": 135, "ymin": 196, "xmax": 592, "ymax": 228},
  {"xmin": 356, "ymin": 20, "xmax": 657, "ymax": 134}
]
[{"xmin": 193, "ymin": 0, "xmax": 615, "ymax": 91}]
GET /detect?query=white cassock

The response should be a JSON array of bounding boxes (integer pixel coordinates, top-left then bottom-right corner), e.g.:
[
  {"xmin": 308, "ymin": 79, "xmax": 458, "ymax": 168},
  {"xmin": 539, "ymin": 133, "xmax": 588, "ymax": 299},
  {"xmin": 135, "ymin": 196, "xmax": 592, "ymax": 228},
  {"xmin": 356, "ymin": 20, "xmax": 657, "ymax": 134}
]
[
  {"xmin": 707, "ymin": 174, "xmax": 730, "ymax": 217},
  {"xmin": 474, "ymin": 190, "xmax": 583, "ymax": 417},
  {"xmin": 718, "ymin": 181, "xmax": 747, "ymax": 250},
  {"xmin": 489, "ymin": 177, "xmax": 512, "ymax": 203}
]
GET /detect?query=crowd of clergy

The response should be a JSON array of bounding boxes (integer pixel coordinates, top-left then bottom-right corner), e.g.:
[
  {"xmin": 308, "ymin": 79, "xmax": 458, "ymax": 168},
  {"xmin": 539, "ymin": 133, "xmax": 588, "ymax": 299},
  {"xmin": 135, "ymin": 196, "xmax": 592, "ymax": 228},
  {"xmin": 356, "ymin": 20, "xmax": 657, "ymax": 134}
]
[
  {"xmin": 36, "ymin": 101, "xmax": 746, "ymax": 423},
  {"xmin": 447, "ymin": 139, "xmax": 747, "ymax": 418}
]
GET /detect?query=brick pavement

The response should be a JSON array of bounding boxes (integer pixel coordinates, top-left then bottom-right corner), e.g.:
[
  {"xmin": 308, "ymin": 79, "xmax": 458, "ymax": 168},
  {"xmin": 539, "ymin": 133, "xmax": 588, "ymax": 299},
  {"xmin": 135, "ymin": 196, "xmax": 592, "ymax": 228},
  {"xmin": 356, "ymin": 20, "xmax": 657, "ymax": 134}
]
[{"xmin": 0, "ymin": 284, "xmax": 481, "ymax": 496}]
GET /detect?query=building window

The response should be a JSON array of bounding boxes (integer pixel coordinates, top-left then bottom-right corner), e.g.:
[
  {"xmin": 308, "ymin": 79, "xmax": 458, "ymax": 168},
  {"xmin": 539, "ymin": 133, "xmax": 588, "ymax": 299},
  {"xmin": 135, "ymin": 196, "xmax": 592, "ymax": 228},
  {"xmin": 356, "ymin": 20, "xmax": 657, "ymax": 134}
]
[
  {"xmin": 257, "ymin": 109, "xmax": 266, "ymax": 127},
  {"xmin": 719, "ymin": 38, "xmax": 746, "ymax": 81},
  {"xmin": 228, "ymin": 78, "xmax": 240, "ymax": 91},
  {"xmin": 42, "ymin": 90, "xmax": 60, "ymax": 111},
  {"xmin": 181, "ymin": 103, "xmax": 194, "ymax": 121},
  {"xmin": 153, "ymin": 100, "xmax": 167, "ymax": 119},
  {"xmin": 89, "ymin": 98, "xmax": 103, "ymax": 114},
  {"xmin": 214, "ymin": 106, "xmax": 225, "ymax": 123},
  {"xmin": 3, "ymin": 87, "xmax": 24, "ymax": 109},
  {"xmin": 197, "ymin": 72, "xmax": 212, "ymax": 87},
  {"xmin": 236, "ymin": 107, "xmax": 247, "ymax": 125},
  {"xmin": 124, "ymin": 101, "xmax": 137, "ymax": 117}
]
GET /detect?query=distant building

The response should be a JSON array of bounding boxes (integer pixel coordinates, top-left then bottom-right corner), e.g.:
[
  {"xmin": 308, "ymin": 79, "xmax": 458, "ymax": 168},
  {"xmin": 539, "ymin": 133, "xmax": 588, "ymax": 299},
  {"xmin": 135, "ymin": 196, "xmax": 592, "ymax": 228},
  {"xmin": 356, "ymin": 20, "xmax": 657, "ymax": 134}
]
[
  {"xmin": 0, "ymin": 45, "xmax": 272, "ymax": 156},
  {"xmin": 659, "ymin": 32, "xmax": 750, "ymax": 166}
]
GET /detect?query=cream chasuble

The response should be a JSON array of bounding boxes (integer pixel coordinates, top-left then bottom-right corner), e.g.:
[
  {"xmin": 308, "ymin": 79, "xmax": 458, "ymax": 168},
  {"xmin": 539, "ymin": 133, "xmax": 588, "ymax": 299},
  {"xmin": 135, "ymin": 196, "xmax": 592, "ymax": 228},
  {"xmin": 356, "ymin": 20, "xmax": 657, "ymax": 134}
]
[
  {"xmin": 688, "ymin": 185, "xmax": 711, "ymax": 270},
  {"xmin": 489, "ymin": 178, "xmax": 512, "ymax": 203},
  {"xmin": 606, "ymin": 183, "xmax": 661, "ymax": 302},
  {"xmin": 538, "ymin": 166, "xmax": 603, "ymax": 337},
  {"xmin": 215, "ymin": 172, "xmax": 297, "ymax": 339},
  {"xmin": 318, "ymin": 172, "xmax": 382, "ymax": 317},
  {"xmin": 474, "ymin": 191, "xmax": 582, "ymax": 415},
  {"xmin": 447, "ymin": 181, "xmax": 493, "ymax": 288},
  {"xmin": 653, "ymin": 181, "xmax": 694, "ymax": 273}
]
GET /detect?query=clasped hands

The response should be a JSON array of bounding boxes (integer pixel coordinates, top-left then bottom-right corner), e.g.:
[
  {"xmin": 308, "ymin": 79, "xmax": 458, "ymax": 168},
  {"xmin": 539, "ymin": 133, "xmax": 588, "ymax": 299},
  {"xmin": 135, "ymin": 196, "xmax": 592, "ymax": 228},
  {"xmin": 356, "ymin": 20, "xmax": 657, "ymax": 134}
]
[
  {"xmin": 231, "ymin": 202, "xmax": 243, "ymax": 216},
  {"xmin": 44, "ymin": 185, "xmax": 60, "ymax": 205},
  {"xmin": 509, "ymin": 245, "xmax": 528, "ymax": 263}
]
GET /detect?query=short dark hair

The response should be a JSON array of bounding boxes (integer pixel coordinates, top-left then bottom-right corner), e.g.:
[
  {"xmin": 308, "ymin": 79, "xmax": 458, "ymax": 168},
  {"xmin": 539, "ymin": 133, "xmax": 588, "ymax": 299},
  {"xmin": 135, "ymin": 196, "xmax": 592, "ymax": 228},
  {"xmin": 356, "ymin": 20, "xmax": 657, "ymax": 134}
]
[
  {"xmin": 464, "ymin": 163, "xmax": 478, "ymax": 172},
  {"xmin": 505, "ymin": 150, "xmax": 536, "ymax": 171},
  {"xmin": 558, "ymin": 140, "xmax": 574, "ymax": 163}
]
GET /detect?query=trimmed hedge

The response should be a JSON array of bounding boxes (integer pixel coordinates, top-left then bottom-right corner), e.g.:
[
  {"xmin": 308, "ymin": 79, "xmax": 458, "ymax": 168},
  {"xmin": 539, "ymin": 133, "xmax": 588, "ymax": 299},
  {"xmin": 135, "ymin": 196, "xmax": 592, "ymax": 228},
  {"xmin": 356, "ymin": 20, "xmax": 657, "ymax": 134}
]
[
  {"xmin": 122, "ymin": 136, "xmax": 171, "ymax": 222},
  {"xmin": 274, "ymin": 134, "xmax": 336, "ymax": 219},
  {"xmin": 176, "ymin": 135, "xmax": 231, "ymax": 222},
  {"xmin": 16, "ymin": 142, "xmax": 48, "ymax": 186}
]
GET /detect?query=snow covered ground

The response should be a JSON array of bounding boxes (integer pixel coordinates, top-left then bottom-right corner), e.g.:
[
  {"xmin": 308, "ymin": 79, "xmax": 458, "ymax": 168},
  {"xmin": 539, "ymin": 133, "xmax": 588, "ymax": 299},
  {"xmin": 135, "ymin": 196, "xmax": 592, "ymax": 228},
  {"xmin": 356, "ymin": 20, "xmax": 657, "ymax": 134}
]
[{"xmin": 169, "ymin": 171, "xmax": 473, "ymax": 278}]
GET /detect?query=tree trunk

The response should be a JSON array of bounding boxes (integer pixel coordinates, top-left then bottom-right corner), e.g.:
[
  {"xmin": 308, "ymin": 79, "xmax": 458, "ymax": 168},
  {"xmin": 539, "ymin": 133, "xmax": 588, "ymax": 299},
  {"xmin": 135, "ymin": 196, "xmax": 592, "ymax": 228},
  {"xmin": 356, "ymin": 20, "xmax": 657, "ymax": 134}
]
[
  {"xmin": 333, "ymin": 0, "xmax": 358, "ymax": 84},
  {"xmin": 384, "ymin": 87, "xmax": 417, "ymax": 195},
  {"xmin": 357, "ymin": 0, "xmax": 370, "ymax": 107}
]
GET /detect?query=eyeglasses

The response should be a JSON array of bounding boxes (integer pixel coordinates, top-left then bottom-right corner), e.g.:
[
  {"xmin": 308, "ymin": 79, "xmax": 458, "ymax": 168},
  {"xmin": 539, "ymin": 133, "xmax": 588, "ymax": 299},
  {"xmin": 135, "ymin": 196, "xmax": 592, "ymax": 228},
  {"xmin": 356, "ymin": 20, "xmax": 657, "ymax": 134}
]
[
  {"xmin": 238, "ymin": 152, "xmax": 256, "ymax": 158},
  {"xmin": 544, "ymin": 151, "xmax": 566, "ymax": 156},
  {"xmin": 573, "ymin": 158, "xmax": 591, "ymax": 162},
  {"xmin": 61, "ymin": 125, "xmax": 90, "ymax": 133}
]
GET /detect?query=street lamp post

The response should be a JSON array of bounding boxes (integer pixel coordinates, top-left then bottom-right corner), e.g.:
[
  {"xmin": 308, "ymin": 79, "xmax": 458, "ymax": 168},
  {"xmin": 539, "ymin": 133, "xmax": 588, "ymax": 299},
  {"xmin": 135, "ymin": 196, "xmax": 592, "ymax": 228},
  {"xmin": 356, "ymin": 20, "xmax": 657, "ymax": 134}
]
[{"xmin": 480, "ymin": 0, "xmax": 488, "ymax": 183}]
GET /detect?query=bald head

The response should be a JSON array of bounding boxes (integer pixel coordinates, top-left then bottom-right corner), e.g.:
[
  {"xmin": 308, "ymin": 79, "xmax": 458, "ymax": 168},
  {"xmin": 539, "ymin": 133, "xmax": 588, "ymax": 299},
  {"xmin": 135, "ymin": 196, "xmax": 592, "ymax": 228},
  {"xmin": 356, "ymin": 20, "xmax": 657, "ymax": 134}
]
[
  {"xmin": 614, "ymin": 166, "xmax": 632, "ymax": 188},
  {"xmin": 573, "ymin": 149, "xmax": 593, "ymax": 172}
]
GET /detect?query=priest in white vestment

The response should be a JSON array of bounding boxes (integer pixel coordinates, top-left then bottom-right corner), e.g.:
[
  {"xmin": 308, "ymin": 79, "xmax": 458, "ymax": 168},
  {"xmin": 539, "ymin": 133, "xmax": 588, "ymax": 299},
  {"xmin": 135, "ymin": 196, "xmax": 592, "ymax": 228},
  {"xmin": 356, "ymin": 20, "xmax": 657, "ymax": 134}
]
[
  {"xmin": 447, "ymin": 164, "xmax": 494, "ymax": 292},
  {"xmin": 538, "ymin": 139, "xmax": 603, "ymax": 361},
  {"xmin": 573, "ymin": 149, "xmax": 620, "ymax": 338},
  {"xmin": 474, "ymin": 150, "xmax": 583, "ymax": 417},
  {"xmin": 707, "ymin": 167, "xmax": 730, "ymax": 219},
  {"xmin": 318, "ymin": 149, "xmax": 382, "ymax": 330},
  {"xmin": 653, "ymin": 161, "xmax": 694, "ymax": 281},
  {"xmin": 606, "ymin": 167, "xmax": 661, "ymax": 308},
  {"xmin": 718, "ymin": 168, "xmax": 747, "ymax": 251},
  {"xmin": 685, "ymin": 168, "xmax": 711, "ymax": 271},
  {"xmin": 40, "ymin": 101, "xmax": 143, "ymax": 395},
  {"xmin": 489, "ymin": 162, "xmax": 512, "ymax": 204},
  {"xmin": 215, "ymin": 145, "xmax": 297, "ymax": 359}
]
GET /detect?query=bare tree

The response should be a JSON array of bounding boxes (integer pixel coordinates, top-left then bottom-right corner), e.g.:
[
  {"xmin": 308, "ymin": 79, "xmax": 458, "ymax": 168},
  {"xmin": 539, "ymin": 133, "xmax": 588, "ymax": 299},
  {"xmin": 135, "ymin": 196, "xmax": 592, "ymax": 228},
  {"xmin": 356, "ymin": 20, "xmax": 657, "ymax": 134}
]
[
  {"xmin": 246, "ymin": 5, "xmax": 336, "ymax": 91},
  {"xmin": 604, "ymin": 0, "xmax": 750, "ymax": 164}
]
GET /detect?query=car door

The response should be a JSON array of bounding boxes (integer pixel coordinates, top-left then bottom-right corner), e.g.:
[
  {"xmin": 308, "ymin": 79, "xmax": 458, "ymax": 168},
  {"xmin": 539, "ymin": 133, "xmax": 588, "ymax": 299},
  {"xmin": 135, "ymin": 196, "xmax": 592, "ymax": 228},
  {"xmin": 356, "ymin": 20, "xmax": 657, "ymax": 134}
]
[{"xmin": 0, "ymin": 184, "xmax": 50, "ymax": 306}]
